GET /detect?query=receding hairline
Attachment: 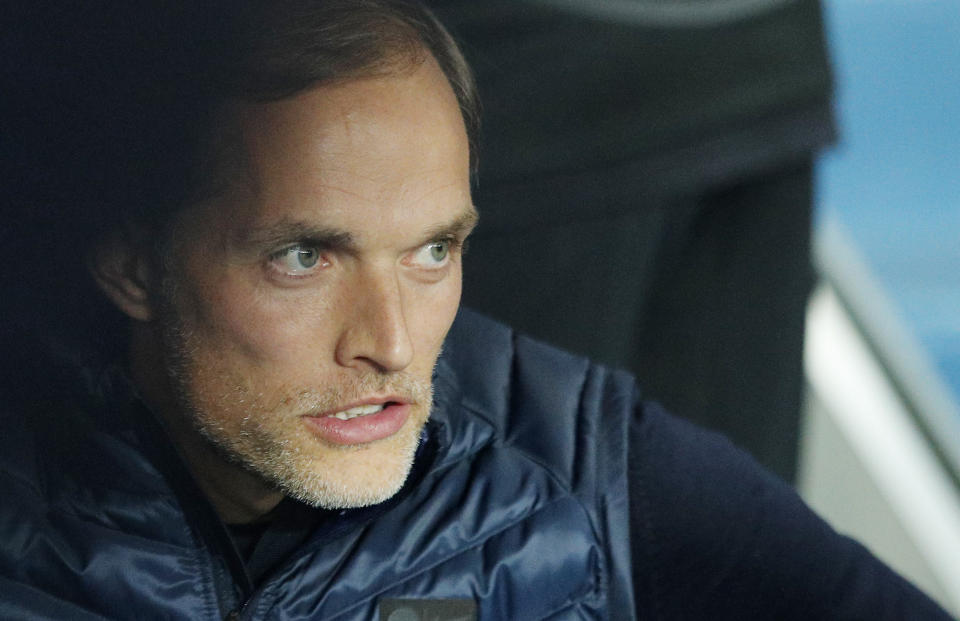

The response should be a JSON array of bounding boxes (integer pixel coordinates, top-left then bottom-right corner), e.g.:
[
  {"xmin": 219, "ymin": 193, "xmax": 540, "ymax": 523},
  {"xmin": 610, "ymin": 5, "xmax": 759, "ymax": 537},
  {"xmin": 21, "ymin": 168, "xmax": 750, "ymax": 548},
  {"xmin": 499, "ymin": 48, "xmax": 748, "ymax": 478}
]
[
  {"xmin": 195, "ymin": 47, "xmax": 465, "ymax": 210},
  {"xmin": 144, "ymin": 0, "xmax": 479, "ymax": 227}
]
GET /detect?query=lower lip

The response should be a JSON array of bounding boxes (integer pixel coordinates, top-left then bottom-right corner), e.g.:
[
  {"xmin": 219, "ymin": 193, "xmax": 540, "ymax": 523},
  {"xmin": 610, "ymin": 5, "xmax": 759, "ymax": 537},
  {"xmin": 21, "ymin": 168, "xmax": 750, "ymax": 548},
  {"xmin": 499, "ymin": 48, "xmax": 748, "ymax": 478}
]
[{"xmin": 302, "ymin": 403, "xmax": 411, "ymax": 446}]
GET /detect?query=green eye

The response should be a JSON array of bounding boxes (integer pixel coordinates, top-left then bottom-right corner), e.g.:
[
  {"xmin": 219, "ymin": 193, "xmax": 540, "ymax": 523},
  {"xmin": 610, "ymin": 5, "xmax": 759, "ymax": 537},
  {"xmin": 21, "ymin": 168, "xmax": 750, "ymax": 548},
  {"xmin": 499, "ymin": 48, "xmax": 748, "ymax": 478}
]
[
  {"xmin": 409, "ymin": 239, "xmax": 454, "ymax": 270},
  {"xmin": 269, "ymin": 244, "xmax": 325, "ymax": 277},
  {"xmin": 429, "ymin": 240, "xmax": 450, "ymax": 262},
  {"xmin": 295, "ymin": 248, "xmax": 320, "ymax": 268}
]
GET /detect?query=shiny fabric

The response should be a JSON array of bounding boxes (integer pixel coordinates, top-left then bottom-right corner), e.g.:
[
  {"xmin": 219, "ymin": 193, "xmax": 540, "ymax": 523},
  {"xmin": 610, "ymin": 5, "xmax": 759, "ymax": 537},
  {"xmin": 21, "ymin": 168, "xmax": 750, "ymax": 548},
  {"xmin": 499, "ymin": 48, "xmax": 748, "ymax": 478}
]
[
  {"xmin": 0, "ymin": 309, "xmax": 631, "ymax": 619},
  {"xmin": 0, "ymin": 309, "xmax": 952, "ymax": 619}
]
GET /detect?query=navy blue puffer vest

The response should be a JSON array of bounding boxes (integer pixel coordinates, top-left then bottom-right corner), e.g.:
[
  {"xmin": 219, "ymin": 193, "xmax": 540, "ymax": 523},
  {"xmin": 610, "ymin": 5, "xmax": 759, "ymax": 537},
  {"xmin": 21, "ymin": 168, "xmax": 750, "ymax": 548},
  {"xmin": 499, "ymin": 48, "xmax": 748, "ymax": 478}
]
[{"xmin": 0, "ymin": 309, "xmax": 637, "ymax": 619}]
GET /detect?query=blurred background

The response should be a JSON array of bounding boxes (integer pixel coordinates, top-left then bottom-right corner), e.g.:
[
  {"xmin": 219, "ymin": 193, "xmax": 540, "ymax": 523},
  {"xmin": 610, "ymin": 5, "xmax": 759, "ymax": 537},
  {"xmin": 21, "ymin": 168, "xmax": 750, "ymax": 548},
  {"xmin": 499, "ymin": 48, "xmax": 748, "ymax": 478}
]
[
  {"xmin": 802, "ymin": 0, "xmax": 960, "ymax": 613},
  {"xmin": 428, "ymin": 0, "xmax": 960, "ymax": 614}
]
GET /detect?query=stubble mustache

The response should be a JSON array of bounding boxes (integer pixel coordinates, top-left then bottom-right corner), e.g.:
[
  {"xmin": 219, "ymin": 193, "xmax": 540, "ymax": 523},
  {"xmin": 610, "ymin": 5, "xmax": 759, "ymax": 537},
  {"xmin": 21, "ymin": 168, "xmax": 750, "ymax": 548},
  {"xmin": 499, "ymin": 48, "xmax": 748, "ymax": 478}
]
[
  {"xmin": 159, "ymin": 303, "xmax": 436, "ymax": 423},
  {"xmin": 279, "ymin": 372, "xmax": 434, "ymax": 418}
]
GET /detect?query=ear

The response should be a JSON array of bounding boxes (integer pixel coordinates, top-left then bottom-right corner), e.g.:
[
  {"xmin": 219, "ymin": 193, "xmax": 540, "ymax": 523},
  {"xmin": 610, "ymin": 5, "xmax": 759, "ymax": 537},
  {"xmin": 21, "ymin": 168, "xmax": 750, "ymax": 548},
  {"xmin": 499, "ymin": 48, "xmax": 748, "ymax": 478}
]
[{"xmin": 88, "ymin": 233, "xmax": 158, "ymax": 322}]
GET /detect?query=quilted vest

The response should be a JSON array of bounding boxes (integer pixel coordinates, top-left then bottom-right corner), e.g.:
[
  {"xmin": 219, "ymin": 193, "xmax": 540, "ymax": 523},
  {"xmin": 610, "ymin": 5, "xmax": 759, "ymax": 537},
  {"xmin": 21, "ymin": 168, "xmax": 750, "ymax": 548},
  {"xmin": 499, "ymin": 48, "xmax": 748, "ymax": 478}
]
[{"xmin": 0, "ymin": 309, "xmax": 638, "ymax": 619}]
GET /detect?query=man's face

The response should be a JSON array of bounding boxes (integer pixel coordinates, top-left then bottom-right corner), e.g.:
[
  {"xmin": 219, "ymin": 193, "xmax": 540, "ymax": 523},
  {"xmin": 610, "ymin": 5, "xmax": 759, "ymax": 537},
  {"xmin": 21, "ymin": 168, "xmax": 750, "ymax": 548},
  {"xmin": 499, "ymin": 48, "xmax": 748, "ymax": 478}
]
[{"xmin": 152, "ymin": 57, "xmax": 474, "ymax": 511}]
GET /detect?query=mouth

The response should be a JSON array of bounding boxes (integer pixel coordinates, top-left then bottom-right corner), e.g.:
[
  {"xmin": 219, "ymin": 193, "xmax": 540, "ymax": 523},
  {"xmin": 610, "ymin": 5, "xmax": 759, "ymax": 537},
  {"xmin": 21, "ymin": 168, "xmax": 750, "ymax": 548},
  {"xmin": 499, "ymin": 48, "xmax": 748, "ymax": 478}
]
[
  {"xmin": 303, "ymin": 398, "xmax": 413, "ymax": 446},
  {"xmin": 327, "ymin": 401, "xmax": 395, "ymax": 421}
]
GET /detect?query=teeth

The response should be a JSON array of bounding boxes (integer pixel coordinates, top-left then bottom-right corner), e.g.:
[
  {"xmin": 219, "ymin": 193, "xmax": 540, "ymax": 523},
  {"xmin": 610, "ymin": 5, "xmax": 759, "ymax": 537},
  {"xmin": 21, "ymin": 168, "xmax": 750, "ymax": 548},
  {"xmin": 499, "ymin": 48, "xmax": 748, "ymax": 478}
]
[{"xmin": 330, "ymin": 404, "xmax": 385, "ymax": 421}]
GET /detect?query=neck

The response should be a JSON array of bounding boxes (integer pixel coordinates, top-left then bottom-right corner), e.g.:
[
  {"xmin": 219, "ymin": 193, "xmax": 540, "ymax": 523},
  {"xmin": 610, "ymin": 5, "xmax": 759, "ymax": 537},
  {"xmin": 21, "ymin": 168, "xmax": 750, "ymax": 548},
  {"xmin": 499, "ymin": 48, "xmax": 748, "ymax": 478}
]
[{"xmin": 128, "ymin": 324, "xmax": 284, "ymax": 524}]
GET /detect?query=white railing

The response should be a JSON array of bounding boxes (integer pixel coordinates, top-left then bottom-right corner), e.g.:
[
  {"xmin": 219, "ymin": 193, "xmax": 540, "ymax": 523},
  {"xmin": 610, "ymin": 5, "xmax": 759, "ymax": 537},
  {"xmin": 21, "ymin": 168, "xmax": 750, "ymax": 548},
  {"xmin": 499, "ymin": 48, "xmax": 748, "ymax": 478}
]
[{"xmin": 799, "ymin": 218, "xmax": 960, "ymax": 616}]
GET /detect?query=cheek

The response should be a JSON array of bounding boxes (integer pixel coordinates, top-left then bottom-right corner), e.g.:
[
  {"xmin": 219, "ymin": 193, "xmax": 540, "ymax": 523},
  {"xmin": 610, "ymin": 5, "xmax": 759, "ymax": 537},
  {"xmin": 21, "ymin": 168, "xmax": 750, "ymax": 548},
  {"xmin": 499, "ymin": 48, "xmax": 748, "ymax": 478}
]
[
  {"xmin": 180, "ymin": 257, "xmax": 462, "ymax": 374},
  {"xmin": 408, "ymin": 267, "xmax": 463, "ymax": 357},
  {"xmin": 183, "ymin": 275, "xmax": 339, "ymax": 365}
]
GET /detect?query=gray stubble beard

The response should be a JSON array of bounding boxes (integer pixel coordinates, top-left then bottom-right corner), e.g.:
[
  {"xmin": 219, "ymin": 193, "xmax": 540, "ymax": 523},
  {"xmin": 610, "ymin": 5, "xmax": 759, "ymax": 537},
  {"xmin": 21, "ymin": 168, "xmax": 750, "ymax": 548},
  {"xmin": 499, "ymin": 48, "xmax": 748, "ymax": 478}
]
[{"xmin": 154, "ymin": 274, "xmax": 433, "ymax": 509}]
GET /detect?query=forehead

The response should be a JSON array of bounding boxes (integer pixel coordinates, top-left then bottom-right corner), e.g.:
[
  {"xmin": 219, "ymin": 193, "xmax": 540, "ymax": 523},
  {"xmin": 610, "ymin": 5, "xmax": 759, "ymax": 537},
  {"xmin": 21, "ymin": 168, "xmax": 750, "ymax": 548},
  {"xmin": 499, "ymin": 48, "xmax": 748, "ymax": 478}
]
[{"xmin": 203, "ymin": 56, "xmax": 472, "ymax": 239}]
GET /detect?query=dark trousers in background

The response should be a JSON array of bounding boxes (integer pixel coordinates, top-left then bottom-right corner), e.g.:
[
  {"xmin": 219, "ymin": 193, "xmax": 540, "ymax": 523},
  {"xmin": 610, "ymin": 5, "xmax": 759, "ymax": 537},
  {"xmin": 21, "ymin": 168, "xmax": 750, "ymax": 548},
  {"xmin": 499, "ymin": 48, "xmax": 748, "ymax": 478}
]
[
  {"xmin": 430, "ymin": 0, "xmax": 834, "ymax": 482},
  {"xmin": 463, "ymin": 159, "xmax": 813, "ymax": 482}
]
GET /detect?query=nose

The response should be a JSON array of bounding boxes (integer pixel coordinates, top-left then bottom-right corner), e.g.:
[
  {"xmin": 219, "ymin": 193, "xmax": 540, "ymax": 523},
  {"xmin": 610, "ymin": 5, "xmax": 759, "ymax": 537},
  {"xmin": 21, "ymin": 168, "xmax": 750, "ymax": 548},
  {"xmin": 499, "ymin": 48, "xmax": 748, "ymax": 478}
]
[{"xmin": 334, "ymin": 266, "xmax": 414, "ymax": 373}]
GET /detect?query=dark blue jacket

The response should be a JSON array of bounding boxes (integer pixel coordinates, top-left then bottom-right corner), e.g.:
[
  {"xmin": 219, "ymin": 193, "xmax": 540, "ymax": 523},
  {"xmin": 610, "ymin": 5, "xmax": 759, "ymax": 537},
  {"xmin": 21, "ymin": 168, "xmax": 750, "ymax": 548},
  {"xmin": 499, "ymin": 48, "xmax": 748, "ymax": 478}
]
[{"xmin": 0, "ymin": 309, "xmax": 952, "ymax": 619}]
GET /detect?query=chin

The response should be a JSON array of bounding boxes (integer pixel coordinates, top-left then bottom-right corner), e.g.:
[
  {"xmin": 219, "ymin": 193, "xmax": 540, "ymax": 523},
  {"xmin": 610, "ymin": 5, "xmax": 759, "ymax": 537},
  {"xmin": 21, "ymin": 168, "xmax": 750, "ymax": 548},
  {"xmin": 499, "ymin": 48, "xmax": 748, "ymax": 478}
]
[{"xmin": 233, "ymin": 402, "xmax": 429, "ymax": 510}]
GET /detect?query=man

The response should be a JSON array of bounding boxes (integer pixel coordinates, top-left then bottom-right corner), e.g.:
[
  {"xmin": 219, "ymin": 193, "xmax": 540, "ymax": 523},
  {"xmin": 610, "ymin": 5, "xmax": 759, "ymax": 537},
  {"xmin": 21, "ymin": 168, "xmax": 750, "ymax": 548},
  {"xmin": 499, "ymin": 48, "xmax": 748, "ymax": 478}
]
[{"xmin": 0, "ymin": 1, "xmax": 952, "ymax": 619}]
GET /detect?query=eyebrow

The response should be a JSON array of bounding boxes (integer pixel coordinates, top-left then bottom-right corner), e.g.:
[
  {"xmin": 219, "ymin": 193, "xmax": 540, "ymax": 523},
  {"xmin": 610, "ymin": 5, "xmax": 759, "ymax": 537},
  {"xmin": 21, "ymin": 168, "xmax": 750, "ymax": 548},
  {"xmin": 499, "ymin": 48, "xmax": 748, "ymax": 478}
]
[
  {"xmin": 240, "ymin": 205, "xmax": 479, "ymax": 254},
  {"xmin": 242, "ymin": 221, "xmax": 356, "ymax": 253},
  {"xmin": 417, "ymin": 205, "xmax": 480, "ymax": 246}
]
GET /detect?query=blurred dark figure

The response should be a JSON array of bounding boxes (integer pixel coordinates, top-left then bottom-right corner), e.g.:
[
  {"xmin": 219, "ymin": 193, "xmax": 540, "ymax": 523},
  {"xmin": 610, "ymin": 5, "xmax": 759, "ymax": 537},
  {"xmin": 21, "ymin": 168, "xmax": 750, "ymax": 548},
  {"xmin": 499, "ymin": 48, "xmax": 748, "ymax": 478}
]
[{"xmin": 428, "ymin": 0, "xmax": 834, "ymax": 481}]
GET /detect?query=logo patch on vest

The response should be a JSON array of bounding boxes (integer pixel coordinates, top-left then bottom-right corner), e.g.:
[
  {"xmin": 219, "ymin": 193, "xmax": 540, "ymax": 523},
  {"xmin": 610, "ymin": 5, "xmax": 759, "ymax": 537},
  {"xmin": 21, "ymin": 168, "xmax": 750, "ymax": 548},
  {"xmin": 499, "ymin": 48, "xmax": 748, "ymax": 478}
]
[{"xmin": 379, "ymin": 598, "xmax": 476, "ymax": 621}]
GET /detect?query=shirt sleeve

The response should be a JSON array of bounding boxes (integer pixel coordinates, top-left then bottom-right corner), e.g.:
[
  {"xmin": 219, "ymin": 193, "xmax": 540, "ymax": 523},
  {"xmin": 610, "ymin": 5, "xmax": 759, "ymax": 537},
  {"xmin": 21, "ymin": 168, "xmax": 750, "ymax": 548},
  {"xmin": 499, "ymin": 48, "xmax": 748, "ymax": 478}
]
[{"xmin": 628, "ymin": 400, "xmax": 955, "ymax": 620}]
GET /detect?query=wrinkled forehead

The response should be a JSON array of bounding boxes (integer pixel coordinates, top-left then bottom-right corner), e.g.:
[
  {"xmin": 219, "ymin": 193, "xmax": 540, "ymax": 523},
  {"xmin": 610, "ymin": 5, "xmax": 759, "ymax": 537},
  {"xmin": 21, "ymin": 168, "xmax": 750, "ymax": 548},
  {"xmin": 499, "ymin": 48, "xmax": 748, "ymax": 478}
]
[{"xmin": 168, "ymin": 57, "xmax": 473, "ymax": 252}]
